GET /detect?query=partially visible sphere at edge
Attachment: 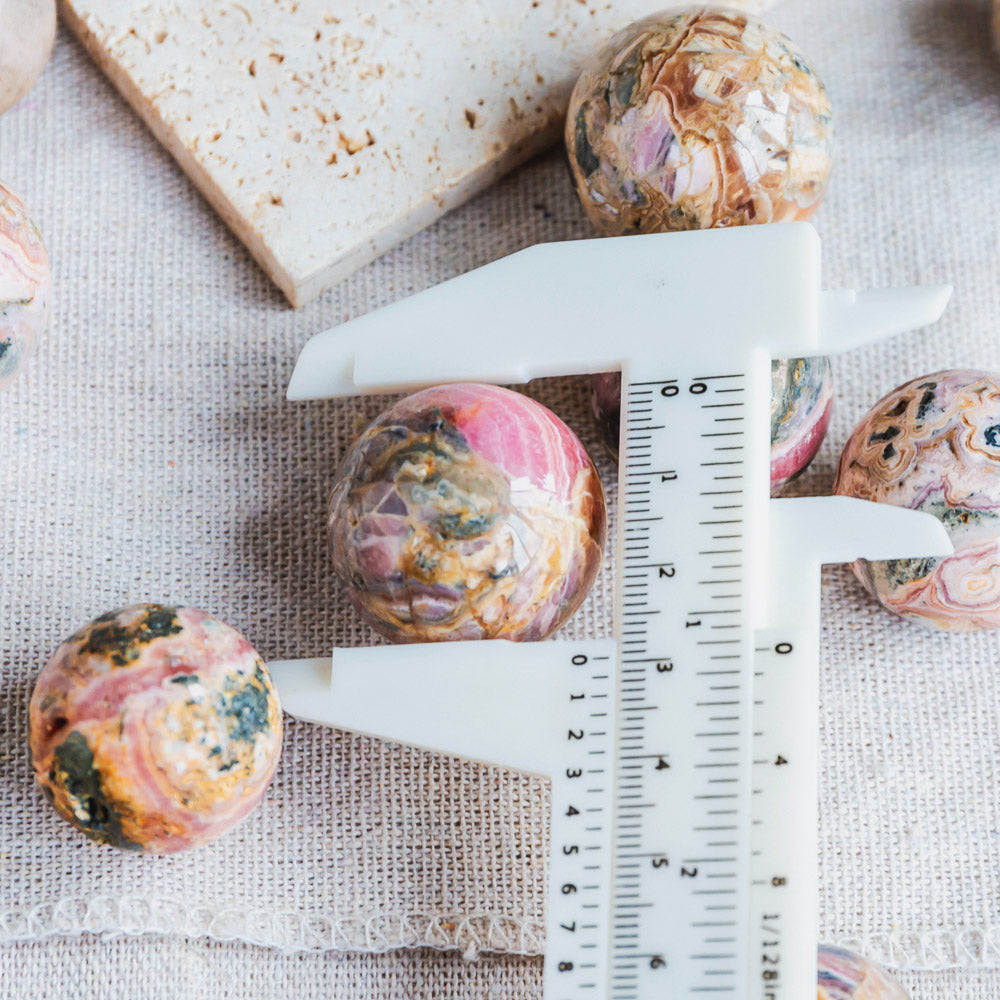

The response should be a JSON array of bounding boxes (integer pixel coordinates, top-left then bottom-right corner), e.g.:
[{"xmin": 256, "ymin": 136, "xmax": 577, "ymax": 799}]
[
  {"xmin": 834, "ymin": 369, "xmax": 1000, "ymax": 631},
  {"xmin": 329, "ymin": 383, "xmax": 607, "ymax": 643},
  {"xmin": 566, "ymin": 7, "xmax": 833, "ymax": 236},
  {"xmin": 818, "ymin": 944, "xmax": 910, "ymax": 1000},
  {"xmin": 0, "ymin": 0, "xmax": 56, "ymax": 115},
  {"xmin": 30, "ymin": 605, "xmax": 283, "ymax": 852},
  {"xmin": 0, "ymin": 181, "xmax": 50, "ymax": 388},
  {"xmin": 770, "ymin": 356, "xmax": 834, "ymax": 493},
  {"xmin": 591, "ymin": 356, "xmax": 833, "ymax": 495}
]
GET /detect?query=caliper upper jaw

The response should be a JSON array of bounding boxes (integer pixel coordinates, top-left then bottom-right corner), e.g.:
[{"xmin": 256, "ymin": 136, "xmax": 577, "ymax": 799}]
[{"xmin": 762, "ymin": 496, "xmax": 954, "ymax": 632}]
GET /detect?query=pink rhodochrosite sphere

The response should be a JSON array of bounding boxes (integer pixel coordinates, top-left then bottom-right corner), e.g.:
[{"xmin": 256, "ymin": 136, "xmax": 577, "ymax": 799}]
[
  {"xmin": 818, "ymin": 945, "xmax": 910, "ymax": 1000},
  {"xmin": 30, "ymin": 605, "xmax": 283, "ymax": 852},
  {"xmin": 566, "ymin": 7, "xmax": 833, "ymax": 236},
  {"xmin": 591, "ymin": 357, "xmax": 833, "ymax": 495},
  {"xmin": 0, "ymin": 181, "xmax": 50, "ymax": 387},
  {"xmin": 329, "ymin": 383, "xmax": 607, "ymax": 642},
  {"xmin": 835, "ymin": 370, "xmax": 1000, "ymax": 631},
  {"xmin": 572, "ymin": 9, "xmax": 835, "ymax": 494}
]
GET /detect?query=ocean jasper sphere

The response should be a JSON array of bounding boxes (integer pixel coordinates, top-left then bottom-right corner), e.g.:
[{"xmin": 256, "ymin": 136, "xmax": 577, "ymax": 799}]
[
  {"xmin": 329, "ymin": 383, "xmax": 607, "ymax": 642},
  {"xmin": 0, "ymin": 181, "xmax": 50, "ymax": 387},
  {"xmin": 0, "ymin": 0, "xmax": 56, "ymax": 115},
  {"xmin": 30, "ymin": 605, "xmax": 283, "ymax": 852},
  {"xmin": 591, "ymin": 357, "xmax": 833, "ymax": 495},
  {"xmin": 566, "ymin": 8, "xmax": 833, "ymax": 235},
  {"xmin": 818, "ymin": 945, "xmax": 910, "ymax": 1000},
  {"xmin": 835, "ymin": 370, "xmax": 1000, "ymax": 631}
]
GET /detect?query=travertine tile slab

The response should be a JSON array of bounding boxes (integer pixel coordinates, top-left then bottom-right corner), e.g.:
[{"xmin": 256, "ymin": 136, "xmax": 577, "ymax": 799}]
[{"xmin": 57, "ymin": 0, "xmax": 770, "ymax": 306}]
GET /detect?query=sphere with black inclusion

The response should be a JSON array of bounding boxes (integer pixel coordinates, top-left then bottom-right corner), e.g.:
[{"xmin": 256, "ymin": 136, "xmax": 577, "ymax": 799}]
[
  {"xmin": 835, "ymin": 369, "xmax": 1000, "ymax": 631},
  {"xmin": 329, "ymin": 384, "xmax": 607, "ymax": 642},
  {"xmin": 30, "ymin": 604, "xmax": 283, "ymax": 852}
]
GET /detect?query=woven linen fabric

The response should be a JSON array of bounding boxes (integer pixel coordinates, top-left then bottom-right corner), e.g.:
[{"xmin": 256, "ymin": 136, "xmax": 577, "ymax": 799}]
[
  {"xmin": 1, "ymin": 938, "xmax": 1000, "ymax": 999},
  {"xmin": 1, "ymin": 0, "xmax": 1000, "ymax": 997}
]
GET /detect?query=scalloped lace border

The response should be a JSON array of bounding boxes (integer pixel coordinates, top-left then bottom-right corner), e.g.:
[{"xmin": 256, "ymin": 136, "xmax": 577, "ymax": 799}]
[
  {"xmin": 836, "ymin": 927, "xmax": 1000, "ymax": 972},
  {"xmin": 0, "ymin": 897, "xmax": 544, "ymax": 958},
  {"xmin": 4, "ymin": 897, "xmax": 1000, "ymax": 969}
]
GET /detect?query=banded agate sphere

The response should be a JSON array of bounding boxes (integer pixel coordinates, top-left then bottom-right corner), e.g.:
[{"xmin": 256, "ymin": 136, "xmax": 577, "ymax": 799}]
[
  {"xmin": 329, "ymin": 383, "xmax": 607, "ymax": 642},
  {"xmin": 30, "ymin": 605, "xmax": 283, "ymax": 852},
  {"xmin": 818, "ymin": 945, "xmax": 910, "ymax": 1000},
  {"xmin": 0, "ymin": 181, "xmax": 50, "ymax": 387},
  {"xmin": 591, "ymin": 357, "xmax": 833, "ymax": 495},
  {"xmin": 835, "ymin": 370, "xmax": 1000, "ymax": 631},
  {"xmin": 566, "ymin": 8, "xmax": 833, "ymax": 236}
]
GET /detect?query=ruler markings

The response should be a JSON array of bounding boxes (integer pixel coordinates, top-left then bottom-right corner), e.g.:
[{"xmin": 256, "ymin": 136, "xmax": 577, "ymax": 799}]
[{"xmin": 611, "ymin": 371, "xmax": 754, "ymax": 1000}]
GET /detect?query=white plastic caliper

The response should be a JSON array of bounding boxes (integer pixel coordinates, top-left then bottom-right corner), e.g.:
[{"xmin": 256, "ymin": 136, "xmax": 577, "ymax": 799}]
[{"xmin": 269, "ymin": 223, "xmax": 952, "ymax": 1000}]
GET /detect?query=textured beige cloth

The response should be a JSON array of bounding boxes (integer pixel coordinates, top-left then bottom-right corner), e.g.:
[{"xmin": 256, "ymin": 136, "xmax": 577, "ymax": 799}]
[
  {"xmin": 1, "ymin": 938, "xmax": 999, "ymax": 999},
  {"xmin": 2, "ymin": 0, "xmax": 1000, "ymax": 996}
]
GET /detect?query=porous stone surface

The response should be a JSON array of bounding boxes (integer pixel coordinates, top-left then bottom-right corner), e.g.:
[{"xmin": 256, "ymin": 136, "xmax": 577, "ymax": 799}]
[{"xmin": 57, "ymin": 0, "xmax": 774, "ymax": 306}]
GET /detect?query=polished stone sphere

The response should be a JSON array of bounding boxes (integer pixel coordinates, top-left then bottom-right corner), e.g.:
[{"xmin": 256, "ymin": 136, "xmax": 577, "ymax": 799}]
[
  {"xmin": 818, "ymin": 945, "xmax": 910, "ymax": 1000},
  {"xmin": 566, "ymin": 7, "xmax": 833, "ymax": 237},
  {"xmin": 30, "ymin": 605, "xmax": 283, "ymax": 852},
  {"xmin": 0, "ymin": 181, "xmax": 50, "ymax": 388},
  {"xmin": 329, "ymin": 383, "xmax": 606, "ymax": 642},
  {"xmin": 0, "ymin": 0, "xmax": 56, "ymax": 116},
  {"xmin": 591, "ymin": 356, "xmax": 833, "ymax": 495},
  {"xmin": 835, "ymin": 369, "xmax": 1000, "ymax": 631}
]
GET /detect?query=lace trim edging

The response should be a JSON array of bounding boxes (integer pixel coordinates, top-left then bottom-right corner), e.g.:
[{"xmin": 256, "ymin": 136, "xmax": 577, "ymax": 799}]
[
  {"xmin": 5, "ymin": 898, "xmax": 1000, "ymax": 969},
  {"xmin": 0, "ymin": 896, "xmax": 544, "ymax": 958},
  {"xmin": 836, "ymin": 927, "xmax": 1000, "ymax": 972}
]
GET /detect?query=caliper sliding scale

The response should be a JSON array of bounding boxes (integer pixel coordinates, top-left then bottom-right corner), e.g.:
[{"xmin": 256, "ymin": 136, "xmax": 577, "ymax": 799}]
[{"xmin": 269, "ymin": 224, "xmax": 953, "ymax": 1000}]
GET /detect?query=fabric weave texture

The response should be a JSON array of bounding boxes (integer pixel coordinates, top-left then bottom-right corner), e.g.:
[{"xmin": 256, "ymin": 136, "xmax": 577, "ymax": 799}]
[{"xmin": 1, "ymin": 0, "xmax": 1000, "ymax": 995}]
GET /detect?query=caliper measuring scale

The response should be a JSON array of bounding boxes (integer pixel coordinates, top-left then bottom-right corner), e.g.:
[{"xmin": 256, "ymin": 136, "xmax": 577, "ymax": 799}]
[{"xmin": 269, "ymin": 223, "xmax": 953, "ymax": 1000}]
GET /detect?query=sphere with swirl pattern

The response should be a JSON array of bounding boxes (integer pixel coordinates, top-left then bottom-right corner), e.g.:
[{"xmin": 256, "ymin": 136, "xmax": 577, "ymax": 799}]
[
  {"xmin": 565, "ymin": 8, "xmax": 833, "ymax": 236},
  {"xmin": 0, "ymin": 182, "xmax": 50, "ymax": 387},
  {"xmin": 329, "ymin": 383, "xmax": 607, "ymax": 643},
  {"xmin": 818, "ymin": 945, "xmax": 910, "ymax": 1000},
  {"xmin": 30, "ymin": 605, "xmax": 283, "ymax": 852},
  {"xmin": 835, "ymin": 370, "xmax": 1000, "ymax": 631}
]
